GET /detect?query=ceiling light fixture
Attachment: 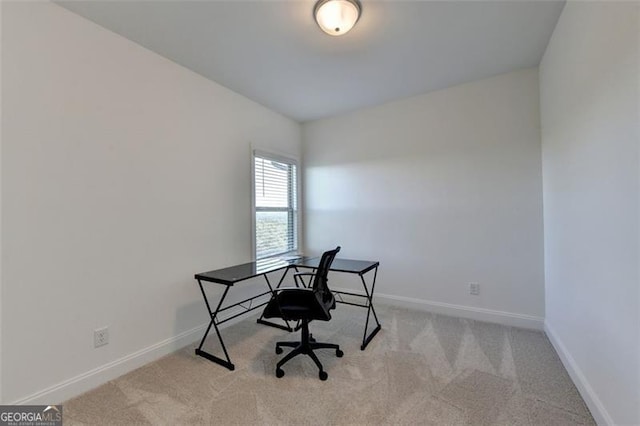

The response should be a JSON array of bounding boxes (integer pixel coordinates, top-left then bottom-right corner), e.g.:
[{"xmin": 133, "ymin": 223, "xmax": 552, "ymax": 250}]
[{"xmin": 314, "ymin": 0, "xmax": 361, "ymax": 36}]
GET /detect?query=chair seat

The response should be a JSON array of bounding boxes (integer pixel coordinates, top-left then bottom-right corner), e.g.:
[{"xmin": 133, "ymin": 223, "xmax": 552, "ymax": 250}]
[
  {"xmin": 263, "ymin": 287, "xmax": 333, "ymax": 321},
  {"xmin": 278, "ymin": 305, "xmax": 313, "ymax": 320}
]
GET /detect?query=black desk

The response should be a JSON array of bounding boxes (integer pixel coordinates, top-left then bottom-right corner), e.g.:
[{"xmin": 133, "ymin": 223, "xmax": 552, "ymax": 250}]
[{"xmin": 194, "ymin": 256, "xmax": 381, "ymax": 370}]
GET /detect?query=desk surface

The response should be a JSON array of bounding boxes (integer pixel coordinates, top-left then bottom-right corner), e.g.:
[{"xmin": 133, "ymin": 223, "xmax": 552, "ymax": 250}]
[
  {"xmin": 195, "ymin": 256, "xmax": 305, "ymax": 285},
  {"xmin": 196, "ymin": 256, "xmax": 379, "ymax": 286},
  {"xmin": 294, "ymin": 257, "xmax": 379, "ymax": 275}
]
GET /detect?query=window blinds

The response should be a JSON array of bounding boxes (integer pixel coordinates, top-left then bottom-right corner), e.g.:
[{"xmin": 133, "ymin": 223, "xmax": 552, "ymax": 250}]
[{"xmin": 254, "ymin": 154, "xmax": 297, "ymax": 259}]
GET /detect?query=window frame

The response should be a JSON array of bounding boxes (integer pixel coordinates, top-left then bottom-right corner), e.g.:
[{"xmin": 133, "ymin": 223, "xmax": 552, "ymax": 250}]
[{"xmin": 251, "ymin": 149, "xmax": 301, "ymax": 261}]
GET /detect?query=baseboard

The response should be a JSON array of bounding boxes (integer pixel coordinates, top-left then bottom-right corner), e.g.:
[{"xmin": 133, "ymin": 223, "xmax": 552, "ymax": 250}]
[
  {"xmin": 10, "ymin": 322, "xmax": 210, "ymax": 405},
  {"xmin": 335, "ymin": 287, "xmax": 544, "ymax": 330},
  {"xmin": 544, "ymin": 322, "xmax": 614, "ymax": 426}
]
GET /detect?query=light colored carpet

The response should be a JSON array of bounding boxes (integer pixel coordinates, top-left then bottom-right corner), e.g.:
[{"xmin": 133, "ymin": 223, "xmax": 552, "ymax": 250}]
[{"xmin": 64, "ymin": 304, "xmax": 595, "ymax": 425}]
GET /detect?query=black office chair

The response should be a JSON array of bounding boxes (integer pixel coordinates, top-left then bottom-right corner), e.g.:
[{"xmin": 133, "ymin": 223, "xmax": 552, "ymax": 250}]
[{"xmin": 263, "ymin": 246, "xmax": 343, "ymax": 380}]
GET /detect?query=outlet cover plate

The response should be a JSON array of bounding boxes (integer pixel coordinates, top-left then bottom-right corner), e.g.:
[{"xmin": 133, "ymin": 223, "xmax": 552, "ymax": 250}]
[
  {"xmin": 469, "ymin": 282, "xmax": 480, "ymax": 296},
  {"xmin": 94, "ymin": 327, "xmax": 109, "ymax": 348}
]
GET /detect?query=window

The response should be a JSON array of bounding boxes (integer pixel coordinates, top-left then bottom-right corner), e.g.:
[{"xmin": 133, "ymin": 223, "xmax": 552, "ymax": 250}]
[{"xmin": 253, "ymin": 152, "xmax": 298, "ymax": 260}]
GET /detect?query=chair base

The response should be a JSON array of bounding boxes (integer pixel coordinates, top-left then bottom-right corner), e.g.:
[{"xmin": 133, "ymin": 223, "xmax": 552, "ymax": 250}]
[{"xmin": 274, "ymin": 320, "xmax": 343, "ymax": 380}]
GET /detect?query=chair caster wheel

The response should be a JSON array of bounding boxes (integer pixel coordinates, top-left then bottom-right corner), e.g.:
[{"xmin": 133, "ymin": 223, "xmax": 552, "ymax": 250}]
[
  {"xmin": 319, "ymin": 371, "xmax": 328, "ymax": 381},
  {"xmin": 336, "ymin": 349, "xmax": 344, "ymax": 358},
  {"xmin": 275, "ymin": 346, "xmax": 283, "ymax": 354},
  {"xmin": 276, "ymin": 368, "xmax": 285, "ymax": 378}
]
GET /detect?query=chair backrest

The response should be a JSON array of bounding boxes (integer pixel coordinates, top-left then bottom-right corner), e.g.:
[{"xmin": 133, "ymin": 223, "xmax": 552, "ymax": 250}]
[{"xmin": 311, "ymin": 246, "xmax": 341, "ymax": 297}]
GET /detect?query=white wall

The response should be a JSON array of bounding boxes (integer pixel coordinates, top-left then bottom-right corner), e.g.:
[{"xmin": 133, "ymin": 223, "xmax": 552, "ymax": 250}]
[
  {"xmin": 539, "ymin": 2, "xmax": 639, "ymax": 425},
  {"xmin": 1, "ymin": 1, "xmax": 300, "ymax": 403},
  {"xmin": 0, "ymin": 0, "xmax": 4, "ymax": 405},
  {"xmin": 303, "ymin": 68, "xmax": 545, "ymax": 327}
]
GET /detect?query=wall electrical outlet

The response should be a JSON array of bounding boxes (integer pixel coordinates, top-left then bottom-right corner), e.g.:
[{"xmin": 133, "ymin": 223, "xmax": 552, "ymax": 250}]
[
  {"xmin": 469, "ymin": 282, "xmax": 480, "ymax": 296},
  {"xmin": 94, "ymin": 327, "xmax": 109, "ymax": 348}
]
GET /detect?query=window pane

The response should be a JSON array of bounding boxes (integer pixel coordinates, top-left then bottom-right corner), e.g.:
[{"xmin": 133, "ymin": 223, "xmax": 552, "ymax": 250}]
[{"xmin": 256, "ymin": 211, "xmax": 292, "ymax": 258}]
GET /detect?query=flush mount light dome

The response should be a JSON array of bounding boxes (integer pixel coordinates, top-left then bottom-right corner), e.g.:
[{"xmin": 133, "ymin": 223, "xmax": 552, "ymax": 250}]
[{"xmin": 314, "ymin": 0, "xmax": 361, "ymax": 36}]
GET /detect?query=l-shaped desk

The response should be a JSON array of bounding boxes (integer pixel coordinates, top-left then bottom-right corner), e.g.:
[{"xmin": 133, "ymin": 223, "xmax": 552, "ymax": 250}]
[{"xmin": 194, "ymin": 256, "xmax": 381, "ymax": 370}]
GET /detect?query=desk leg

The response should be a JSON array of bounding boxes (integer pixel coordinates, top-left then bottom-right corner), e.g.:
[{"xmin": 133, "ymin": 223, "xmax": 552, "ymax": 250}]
[
  {"xmin": 360, "ymin": 266, "xmax": 382, "ymax": 350},
  {"xmin": 256, "ymin": 268, "xmax": 295, "ymax": 332},
  {"xmin": 195, "ymin": 281, "xmax": 235, "ymax": 370}
]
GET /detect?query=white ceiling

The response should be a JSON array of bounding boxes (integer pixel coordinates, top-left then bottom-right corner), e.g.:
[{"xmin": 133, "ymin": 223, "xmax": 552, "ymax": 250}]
[{"xmin": 57, "ymin": 0, "xmax": 565, "ymax": 122}]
